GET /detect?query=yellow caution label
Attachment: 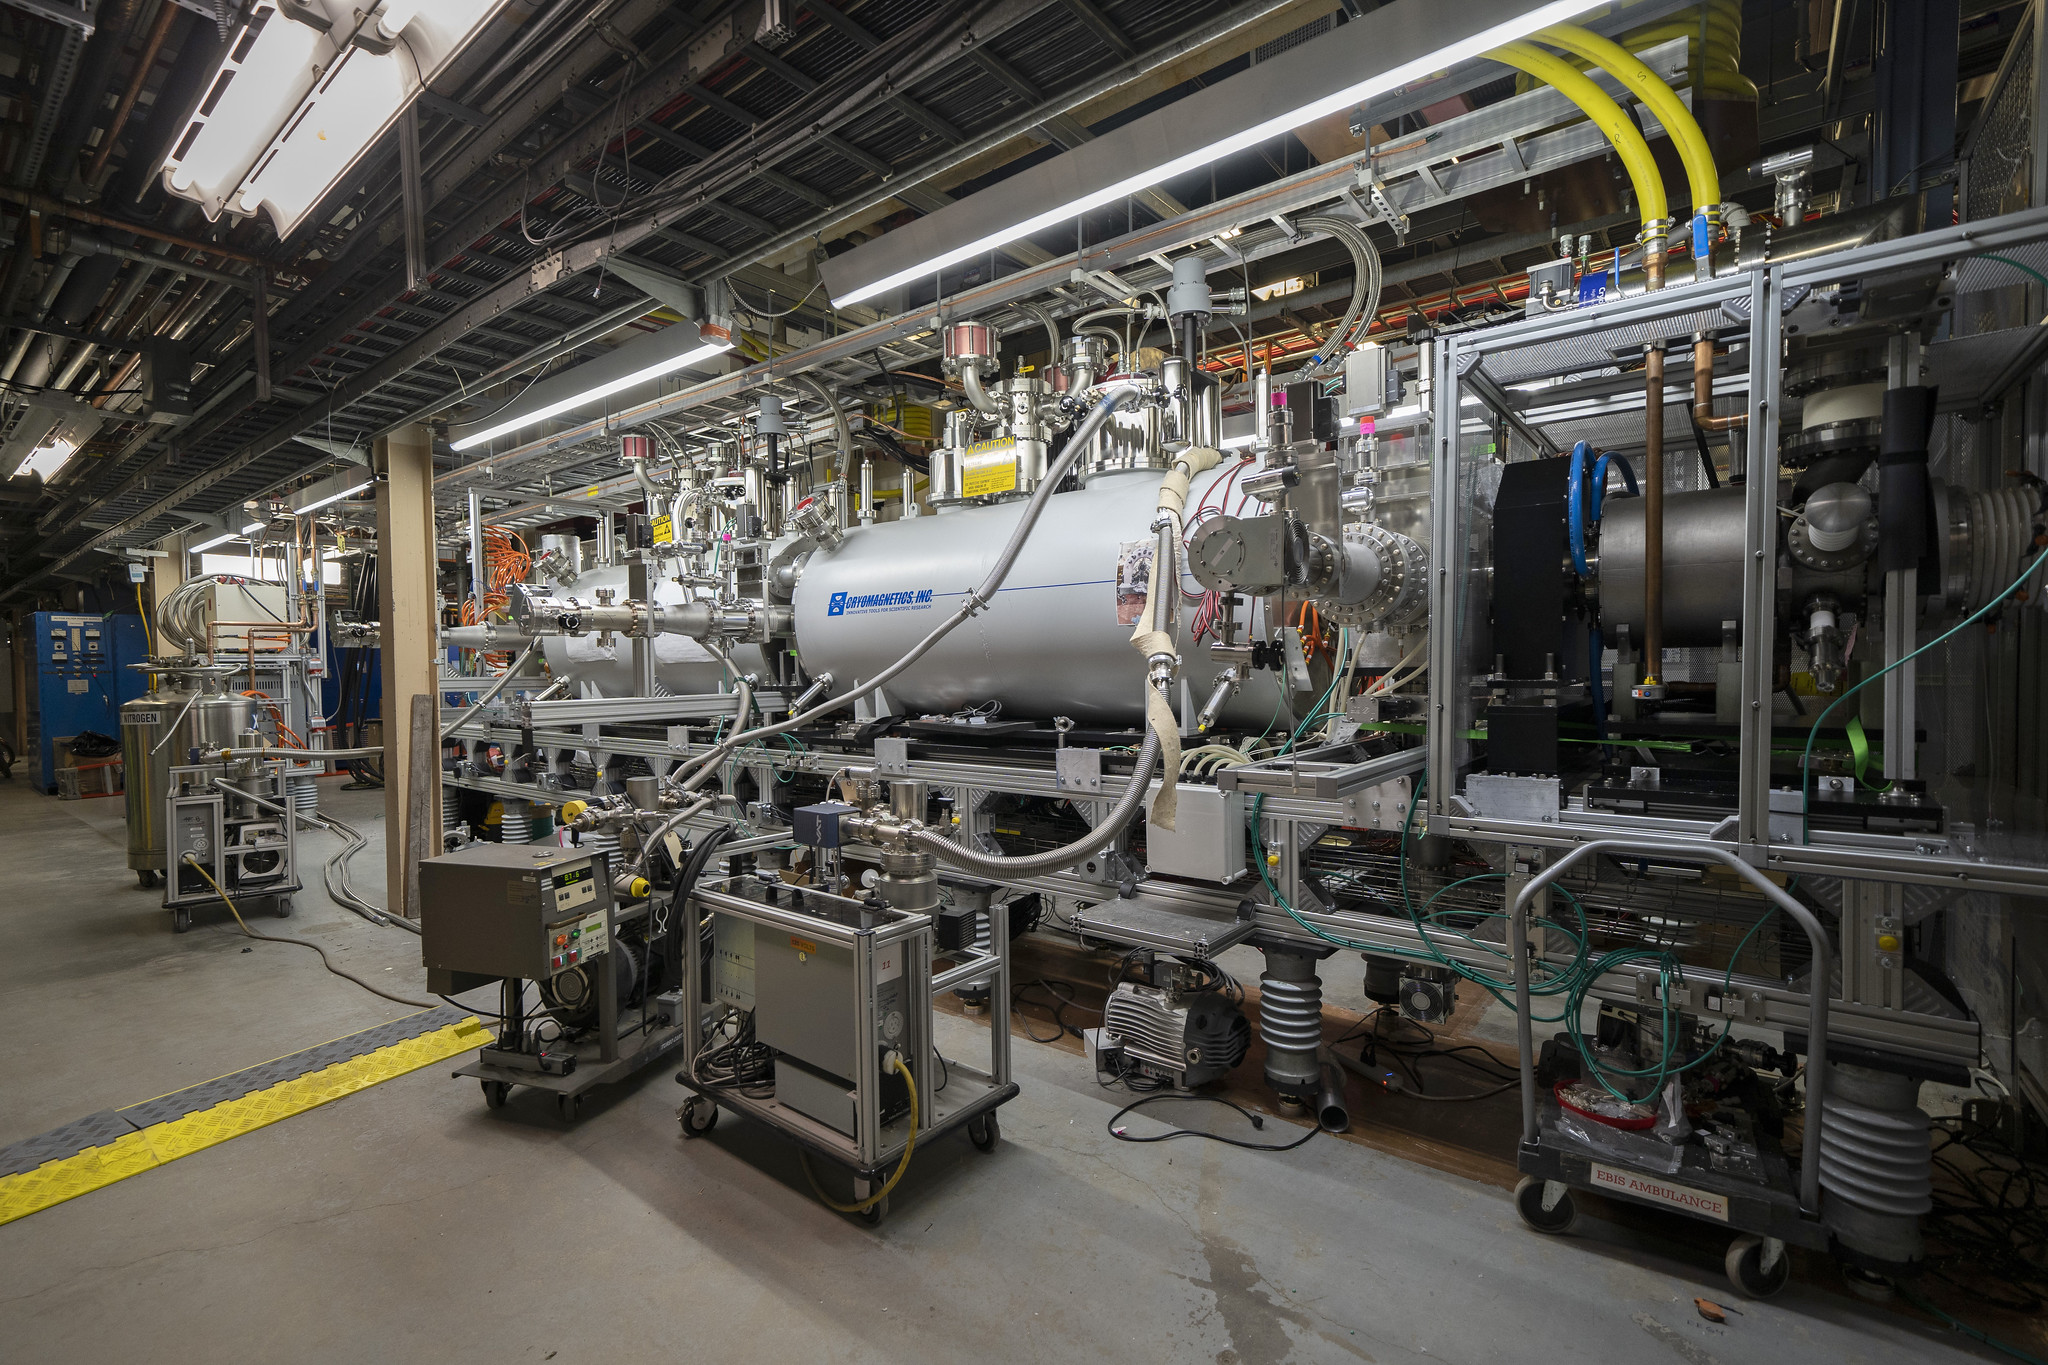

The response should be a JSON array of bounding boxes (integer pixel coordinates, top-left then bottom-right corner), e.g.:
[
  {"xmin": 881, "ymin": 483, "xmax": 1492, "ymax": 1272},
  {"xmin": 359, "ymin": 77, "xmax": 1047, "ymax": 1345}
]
[
  {"xmin": 961, "ymin": 438, "xmax": 1019, "ymax": 498},
  {"xmin": 651, "ymin": 513, "xmax": 674, "ymax": 544},
  {"xmin": 789, "ymin": 936, "xmax": 818, "ymax": 955}
]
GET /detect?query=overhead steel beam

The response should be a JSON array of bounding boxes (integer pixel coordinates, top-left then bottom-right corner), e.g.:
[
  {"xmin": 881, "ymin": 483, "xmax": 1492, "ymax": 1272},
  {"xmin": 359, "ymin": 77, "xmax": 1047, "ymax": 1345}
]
[{"xmin": 14, "ymin": 0, "xmax": 1304, "ymax": 584}]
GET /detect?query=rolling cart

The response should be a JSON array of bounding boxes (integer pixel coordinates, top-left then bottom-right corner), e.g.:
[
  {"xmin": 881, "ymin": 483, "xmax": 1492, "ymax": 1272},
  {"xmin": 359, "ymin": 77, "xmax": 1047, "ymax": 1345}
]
[
  {"xmin": 1505, "ymin": 841, "xmax": 1837, "ymax": 1298},
  {"xmin": 675, "ymin": 875, "xmax": 1017, "ymax": 1225},
  {"xmin": 164, "ymin": 760, "xmax": 300, "ymax": 933},
  {"xmin": 421, "ymin": 843, "xmax": 694, "ymax": 1121}
]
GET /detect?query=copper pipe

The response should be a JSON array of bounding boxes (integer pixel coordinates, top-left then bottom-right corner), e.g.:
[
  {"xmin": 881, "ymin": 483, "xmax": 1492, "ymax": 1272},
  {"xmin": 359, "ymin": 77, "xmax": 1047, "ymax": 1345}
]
[
  {"xmin": 0, "ymin": 186, "xmax": 271, "ymax": 269},
  {"xmin": 83, "ymin": 0, "xmax": 179, "ymax": 186},
  {"xmin": 92, "ymin": 353, "xmax": 138, "ymax": 409},
  {"xmin": 1693, "ymin": 337, "xmax": 1747, "ymax": 432},
  {"xmin": 1641, "ymin": 246, "xmax": 1666, "ymax": 687}
]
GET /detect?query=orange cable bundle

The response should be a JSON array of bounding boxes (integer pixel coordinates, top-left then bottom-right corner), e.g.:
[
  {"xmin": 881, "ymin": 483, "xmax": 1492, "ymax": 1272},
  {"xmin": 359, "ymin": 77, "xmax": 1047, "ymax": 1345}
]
[
  {"xmin": 1293, "ymin": 601, "xmax": 1330, "ymax": 664},
  {"xmin": 239, "ymin": 690, "xmax": 306, "ymax": 749}
]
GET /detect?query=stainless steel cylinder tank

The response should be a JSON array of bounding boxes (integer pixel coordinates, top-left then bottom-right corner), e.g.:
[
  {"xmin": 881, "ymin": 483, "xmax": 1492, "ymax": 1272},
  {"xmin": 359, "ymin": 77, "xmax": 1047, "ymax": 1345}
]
[
  {"xmin": 790, "ymin": 467, "xmax": 1286, "ymax": 725},
  {"xmin": 121, "ymin": 687, "xmax": 262, "ymax": 876},
  {"xmin": 1597, "ymin": 485, "xmax": 1748, "ymax": 647},
  {"xmin": 533, "ymin": 563, "xmax": 768, "ymax": 697}
]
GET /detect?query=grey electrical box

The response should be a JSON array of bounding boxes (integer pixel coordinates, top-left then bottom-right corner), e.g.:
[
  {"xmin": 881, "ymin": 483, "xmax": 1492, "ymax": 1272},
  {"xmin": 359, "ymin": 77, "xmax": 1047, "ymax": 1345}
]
[
  {"xmin": 1342, "ymin": 342, "xmax": 1390, "ymax": 418},
  {"xmin": 754, "ymin": 930, "xmax": 908, "ymax": 1081},
  {"xmin": 418, "ymin": 842, "xmax": 612, "ymax": 988},
  {"xmin": 775, "ymin": 1056, "xmax": 860, "ymax": 1136},
  {"xmin": 1144, "ymin": 781, "xmax": 1247, "ymax": 883}
]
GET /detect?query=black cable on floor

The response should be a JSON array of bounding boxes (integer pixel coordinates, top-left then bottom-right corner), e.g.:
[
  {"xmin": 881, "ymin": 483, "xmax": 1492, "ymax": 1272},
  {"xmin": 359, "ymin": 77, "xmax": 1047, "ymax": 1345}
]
[
  {"xmin": 1012, "ymin": 978, "xmax": 1096, "ymax": 1042},
  {"xmin": 1106, "ymin": 1094, "xmax": 1319, "ymax": 1152}
]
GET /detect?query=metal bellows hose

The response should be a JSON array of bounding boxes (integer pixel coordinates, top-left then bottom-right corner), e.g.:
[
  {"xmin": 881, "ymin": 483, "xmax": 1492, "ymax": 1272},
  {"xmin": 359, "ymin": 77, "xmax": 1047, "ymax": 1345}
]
[{"xmin": 909, "ymin": 728, "xmax": 1161, "ymax": 877}]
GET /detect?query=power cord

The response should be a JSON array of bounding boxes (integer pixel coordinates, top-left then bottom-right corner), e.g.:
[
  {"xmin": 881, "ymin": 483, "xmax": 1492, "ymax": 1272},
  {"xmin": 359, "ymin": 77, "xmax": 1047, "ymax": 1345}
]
[
  {"xmin": 180, "ymin": 855, "xmax": 438, "ymax": 1009},
  {"xmin": 1013, "ymin": 978, "xmax": 1096, "ymax": 1042},
  {"xmin": 1107, "ymin": 1094, "xmax": 1319, "ymax": 1152}
]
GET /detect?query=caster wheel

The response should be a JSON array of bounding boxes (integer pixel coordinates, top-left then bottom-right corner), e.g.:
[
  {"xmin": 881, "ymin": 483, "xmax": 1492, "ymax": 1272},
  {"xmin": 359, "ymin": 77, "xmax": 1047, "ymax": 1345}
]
[
  {"xmin": 858, "ymin": 1194, "xmax": 889, "ymax": 1226},
  {"xmin": 679, "ymin": 1098, "xmax": 718, "ymax": 1137},
  {"xmin": 172, "ymin": 908, "xmax": 192, "ymax": 934},
  {"xmin": 274, "ymin": 896, "xmax": 293, "ymax": 918},
  {"xmin": 969, "ymin": 1112, "xmax": 1001, "ymax": 1151},
  {"xmin": 480, "ymin": 1080, "xmax": 511, "ymax": 1109},
  {"xmin": 1725, "ymin": 1234, "xmax": 1791, "ymax": 1299},
  {"xmin": 1514, "ymin": 1176, "xmax": 1579, "ymax": 1235},
  {"xmin": 136, "ymin": 869, "xmax": 157, "ymax": 889},
  {"xmin": 557, "ymin": 1092, "xmax": 583, "ymax": 1122}
]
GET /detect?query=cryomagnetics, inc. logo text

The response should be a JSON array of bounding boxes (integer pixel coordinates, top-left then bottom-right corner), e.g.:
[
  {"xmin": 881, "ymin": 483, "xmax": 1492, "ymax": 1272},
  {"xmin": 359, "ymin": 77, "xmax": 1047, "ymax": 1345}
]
[{"xmin": 827, "ymin": 588, "xmax": 934, "ymax": 617}]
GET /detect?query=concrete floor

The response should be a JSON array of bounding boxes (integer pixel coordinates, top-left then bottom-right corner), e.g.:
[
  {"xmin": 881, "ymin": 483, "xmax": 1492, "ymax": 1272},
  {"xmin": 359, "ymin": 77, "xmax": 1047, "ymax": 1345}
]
[{"xmin": 0, "ymin": 777, "xmax": 2000, "ymax": 1364}]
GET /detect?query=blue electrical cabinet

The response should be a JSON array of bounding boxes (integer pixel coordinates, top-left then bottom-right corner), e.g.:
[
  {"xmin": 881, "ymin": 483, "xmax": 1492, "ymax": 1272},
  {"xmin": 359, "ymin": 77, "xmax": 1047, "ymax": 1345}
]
[
  {"xmin": 31, "ymin": 611, "xmax": 120, "ymax": 793},
  {"xmin": 109, "ymin": 613, "xmax": 151, "ymax": 706}
]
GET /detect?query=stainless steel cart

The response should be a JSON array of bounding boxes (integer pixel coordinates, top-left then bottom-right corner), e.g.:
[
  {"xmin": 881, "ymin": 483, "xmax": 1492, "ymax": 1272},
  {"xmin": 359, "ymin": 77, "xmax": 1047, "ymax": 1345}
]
[{"xmin": 675, "ymin": 875, "xmax": 1016, "ymax": 1225}]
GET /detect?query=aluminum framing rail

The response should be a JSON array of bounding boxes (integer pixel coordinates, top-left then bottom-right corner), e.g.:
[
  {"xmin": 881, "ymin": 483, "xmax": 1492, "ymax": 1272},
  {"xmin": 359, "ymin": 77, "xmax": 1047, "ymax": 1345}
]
[
  {"xmin": 433, "ymin": 732, "xmax": 1978, "ymax": 1064},
  {"xmin": 1004, "ymin": 853, "xmax": 1979, "ymax": 1066},
  {"xmin": 441, "ymin": 714, "xmax": 1417, "ymax": 825},
  {"xmin": 1425, "ymin": 208, "xmax": 2048, "ymax": 896}
]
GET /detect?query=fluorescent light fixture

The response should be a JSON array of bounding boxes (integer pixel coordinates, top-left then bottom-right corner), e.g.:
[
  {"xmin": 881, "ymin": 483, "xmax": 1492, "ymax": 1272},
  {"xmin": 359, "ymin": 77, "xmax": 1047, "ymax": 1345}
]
[
  {"xmin": 161, "ymin": 0, "xmax": 512, "ymax": 235},
  {"xmin": 12, "ymin": 436, "xmax": 78, "ymax": 481},
  {"xmin": 450, "ymin": 340, "xmax": 735, "ymax": 452},
  {"xmin": 188, "ymin": 531, "xmax": 241, "ymax": 554},
  {"xmin": 241, "ymin": 521, "xmax": 265, "ymax": 534},
  {"xmin": 293, "ymin": 478, "xmax": 373, "ymax": 515},
  {"xmin": 826, "ymin": 0, "xmax": 1597, "ymax": 307}
]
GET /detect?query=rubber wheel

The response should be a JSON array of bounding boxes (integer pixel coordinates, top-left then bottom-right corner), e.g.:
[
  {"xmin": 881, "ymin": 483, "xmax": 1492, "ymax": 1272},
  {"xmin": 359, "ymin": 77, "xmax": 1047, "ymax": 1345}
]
[
  {"xmin": 172, "ymin": 907, "xmax": 191, "ymax": 934},
  {"xmin": 274, "ymin": 895, "xmax": 293, "ymax": 918},
  {"xmin": 679, "ymin": 1098, "xmax": 718, "ymax": 1137},
  {"xmin": 480, "ymin": 1080, "xmax": 511, "ymax": 1109},
  {"xmin": 557, "ymin": 1092, "xmax": 583, "ymax": 1122},
  {"xmin": 969, "ymin": 1111, "xmax": 1001, "ymax": 1151},
  {"xmin": 1725, "ymin": 1234, "xmax": 1791, "ymax": 1299},
  {"xmin": 859, "ymin": 1193, "xmax": 889, "ymax": 1226},
  {"xmin": 1514, "ymin": 1176, "xmax": 1579, "ymax": 1235},
  {"xmin": 136, "ymin": 869, "xmax": 157, "ymax": 889}
]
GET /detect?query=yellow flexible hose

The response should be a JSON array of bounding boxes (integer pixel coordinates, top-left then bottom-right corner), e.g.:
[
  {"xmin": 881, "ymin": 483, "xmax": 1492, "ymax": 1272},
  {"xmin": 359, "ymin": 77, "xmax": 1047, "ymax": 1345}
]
[
  {"xmin": 1520, "ymin": 3, "xmax": 1754, "ymax": 103},
  {"xmin": 1622, "ymin": 0, "xmax": 1755, "ymax": 102},
  {"xmin": 134, "ymin": 581, "xmax": 160, "ymax": 693},
  {"xmin": 1489, "ymin": 41, "xmax": 1668, "ymax": 236},
  {"xmin": 1537, "ymin": 23, "xmax": 1720, "ymax": 213},
  {"xmin": 799, "ymin": 1051, "xmax": 918, "ymax": 1214}
]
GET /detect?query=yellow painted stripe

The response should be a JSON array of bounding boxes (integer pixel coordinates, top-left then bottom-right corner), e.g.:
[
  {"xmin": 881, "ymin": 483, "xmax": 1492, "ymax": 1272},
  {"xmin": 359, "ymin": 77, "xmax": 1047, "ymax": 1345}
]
[{"xmin": 0, "ymin": 1017, "xmax": 488, "ymax": 1226}]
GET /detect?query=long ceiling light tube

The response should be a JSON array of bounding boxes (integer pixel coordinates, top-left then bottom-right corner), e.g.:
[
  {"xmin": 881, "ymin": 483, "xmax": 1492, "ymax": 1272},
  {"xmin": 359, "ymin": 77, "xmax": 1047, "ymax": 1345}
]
[
  {"xmin": 293, "ymin": 479, "xmax": 375, "ymax": 515},
  {"xmin": 449, "ymin": 341, "xmax": 736, "ymax": 452},
  {"xmin": 828, "ymin": 0, "xmax": 1601, "ymax": 307}
]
